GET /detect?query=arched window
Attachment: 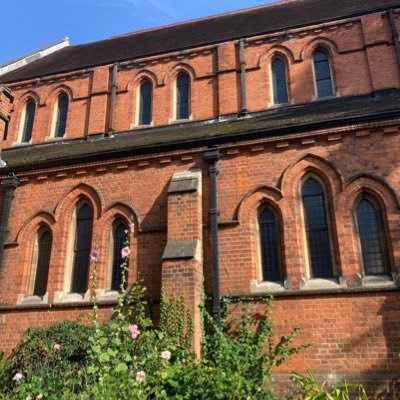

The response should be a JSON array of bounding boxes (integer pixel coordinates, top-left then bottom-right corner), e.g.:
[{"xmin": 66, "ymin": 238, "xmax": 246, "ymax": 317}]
[
  {"xmin": 259, "ymin": 207, "xmax": 281, "ymax": 282},
  {"xmin": 54, "ymin": 93, "xmax": 69, "ymax": 138},
  {"xmin": 302, "ymin": 177, "xmax": 334, "ymax": 278},
  {"xmin": 271, "ymin": 57, "xmax": 288, "ymax": 104},
  {"xmin": 31, "ymin": 227, "xmax": 52, "ymax": 297},
  {"xmin": 70, "ymin": 202, "xmax": 93, "ymax": 293},
  {"xmin": 110, "ymin": 220, "xmax": 128, "ymax": 291},
  {"xmin": 138, "ymin": 79, "xmax": 152, "ymax": 125},
  {"xmin": 313, "ymin": 48, "xmax": 334, "ymax": 98},
  {"xmin": 176, "ymin": 72, "xmax": 190, "ymax": 119},
  {"xmin": 21, "ymin": 100, "xmax": 36, "ymax": 143},
  {"xmin": 355, "ymin": 196, "xmax": 389, "ymax": 275}
]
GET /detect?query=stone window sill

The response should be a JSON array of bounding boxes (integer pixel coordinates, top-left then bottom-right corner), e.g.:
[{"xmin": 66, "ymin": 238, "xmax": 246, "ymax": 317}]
[
  {"xmin": 299, "ymin": 276, "xmax": 347, "ymax": 290},
  {"xmin": 250, "ymin": 279, "xmax": 285, "ymax": 293},
  {"xmin": 356, "ymin": 274, "xmax": 396, "ymax": 288},
  {"xmin": 95, "ymin": 289, "xmax": 120, "ymax": 302},
  {"xmin": 54, "ymin": 290, "xmax": 90, "ymax": 304},
  {"xmin": 17, "ymin": 293, "xmax": 49, "ymax": 305}
]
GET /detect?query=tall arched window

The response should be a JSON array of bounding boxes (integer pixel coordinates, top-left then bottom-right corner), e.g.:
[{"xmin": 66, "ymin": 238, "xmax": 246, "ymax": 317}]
[
  {"xmin": 176, "ymin": 72, "xmax": 190, "ymax": 119},
  {"xmin": 355, "ymin": 195, "xmax": 389, "ymax": 275},
  {"xmin": 313, "ymin": 48, "xmax": 334, "ymax": 98},
  {"xmin": 31, "ymin": 227, "xmax": 52, "ymax": 297},
  {"xmin": 70, "ymin": 201, "xmax": 93, "ymax": 293},
  {"xmin": 259, "ymin": 207, "xmax": 281, "ymax": 282},
  {"xmin": 271, "ymin": 57, "xmax": 288, "ymax": 104},
  {"xmin": 138, "ymin": 79, "xmax": 152, "ymax": 125},
  {"xmin": 21, "ymin": 100, "xmax": 36, "ymax": 143},
  {"xmin": 110, "ymin": 220, "xmax": 128, "ymax": 291},
  {"xmin": 54, "ymin": 93, "xmax": 69, "ymax": 138},
  {"xmin": 302, "ymin": 177, "xmax": 334, "ymax": 278}
]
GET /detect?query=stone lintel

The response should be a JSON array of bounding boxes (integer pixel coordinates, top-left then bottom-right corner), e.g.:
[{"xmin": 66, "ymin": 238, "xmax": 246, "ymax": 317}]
[{"xmin": 162, "ymin": 239, "xmax": 199, "ymax": 260}]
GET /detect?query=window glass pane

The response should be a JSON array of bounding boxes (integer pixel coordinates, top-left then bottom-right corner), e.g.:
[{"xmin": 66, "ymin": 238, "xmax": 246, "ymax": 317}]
[
  {"xmin": 313, "ymin": 49, "xmax": 333, "ymax": 98},
  {"xmin": 55, "ymin": 94, "xmax": 69, "ymax": 138},
  {"xmin": 176, "ymin": 72, "xmax": 189, "ymax": 119},
  {"xmin": 22, "ymin": 101, "xmax": 35, "ymax": 142},
  {"xmin": 33, "ymin": 230, "xmax": 52, "ymax": 296},
  {"xmin": 302, "ymin": 178, "xmax": 333, "ymax": 278},
  {"xmin": 139, "ymin": 80, "xmax": 152, "ymax": 125},
  {"xmin": 272, "ymin": 58, "xmax": 288, "ymax": 104},
  {"xmin": 259, "ymin": 208, "xmax": 281, "ymax": 281},
  {"xmin": 356, "ymin": 199, "xmax": 387, "ymax": 275},
  {"xmin": 111, "ymin": 222, "xmax": 128, "ymax": 291},
  {"xmin": 71, "ymin": 203, "xmax": 93, "ymax": 293}
]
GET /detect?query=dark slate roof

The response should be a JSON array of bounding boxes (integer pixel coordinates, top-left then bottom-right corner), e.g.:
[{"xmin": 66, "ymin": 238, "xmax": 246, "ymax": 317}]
[
  {"xmin": 2, "ymin": 0, "xmax": 400, "ymax": 83},
  {"xmin": 2, "ymin": 92, "xmax": 400, "ymax": 172}
]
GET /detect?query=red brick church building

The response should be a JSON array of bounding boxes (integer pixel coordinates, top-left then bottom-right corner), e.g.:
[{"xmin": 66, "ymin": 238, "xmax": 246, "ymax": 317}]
[{"xmin": 0, "ymin": 0, "xmax": 400, "ymax": 394}]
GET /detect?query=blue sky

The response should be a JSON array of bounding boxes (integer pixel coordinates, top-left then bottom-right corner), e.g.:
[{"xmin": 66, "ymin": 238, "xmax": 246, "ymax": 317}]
[{"xmin": 0, "ymin": 0, "xmax": 277, "ymax": 65}]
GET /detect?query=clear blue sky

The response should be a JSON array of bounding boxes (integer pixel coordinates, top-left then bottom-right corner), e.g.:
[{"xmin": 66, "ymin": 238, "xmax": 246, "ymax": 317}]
[{"xmin": 0, "ymin": 0, "xmax": 277, "ymax": 65}]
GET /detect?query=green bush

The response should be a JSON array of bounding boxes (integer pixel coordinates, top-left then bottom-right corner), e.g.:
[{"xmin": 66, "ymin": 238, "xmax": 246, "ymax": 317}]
[{"xmin": 3, "ymin": 320, "xmax": 93, "ymax": 399}]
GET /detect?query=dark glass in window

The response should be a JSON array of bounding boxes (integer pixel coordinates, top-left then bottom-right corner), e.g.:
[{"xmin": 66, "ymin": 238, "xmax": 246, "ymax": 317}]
[
  {"xmin": 33, "ymin": 229, "xmax": 52, "ymax": 297},
  {"xmin": 302, "ymin": 177, "xmax": 333, "ymax": 278},
  {"xmin": 22, "ymin": 101, "xmax": 36, "ymax": 143},
  {"xmin": 139, "ymin": 80, "xmax": 152, "ymax": 125},
  {"xmin": 111, "ymin": 222, "xmax": 128, "ymax": 291},
  {"xmin": 356, "ymin": 198, "xmax": 388, "ymax": 275},
  {"xmin": 176, "ymin": 72, "xmax": 189, "ymax": 119},
  {"xmin": 271, "ymin": 58, "xmax": 288, "ymax": 104},
  {"xmin": 71, "ymin": 203, "xmax": 93, "ymax": 293},
  {"xmin": 313, "ymin": 49, "xmax": 333, "ymax": 98},
  {"xmin": 55, "ymin": 94, "xmax": 69, "ymax": 137},
  {"xmin": 259, "ymin": 208, "xmax": 281, "ymax": 281}
]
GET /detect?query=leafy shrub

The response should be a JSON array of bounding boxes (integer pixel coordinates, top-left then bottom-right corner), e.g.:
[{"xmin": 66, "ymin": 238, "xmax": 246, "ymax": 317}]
[
  {"xmin": 3, "ymin": 320, "xmax": 93, "ymax": 399},
  {"xmin": 291, "ymin": 370, "xmax": 368, "ymax": 400}
]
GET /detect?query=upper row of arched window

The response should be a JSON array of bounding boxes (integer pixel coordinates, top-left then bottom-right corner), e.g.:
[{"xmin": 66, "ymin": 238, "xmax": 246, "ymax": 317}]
[{"xmin": 17, "ymin": 48, "xmax": 334, "ymax": 143}]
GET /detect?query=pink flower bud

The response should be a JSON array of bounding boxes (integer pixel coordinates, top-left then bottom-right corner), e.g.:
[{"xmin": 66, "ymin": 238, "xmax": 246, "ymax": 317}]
[
  {"xmin": 90, "ymin": 250, "xmax": 99, "ymax": 262},
  {"xmin": 121, "ymin": 246, "xmax": 130, "ymax": 258}
]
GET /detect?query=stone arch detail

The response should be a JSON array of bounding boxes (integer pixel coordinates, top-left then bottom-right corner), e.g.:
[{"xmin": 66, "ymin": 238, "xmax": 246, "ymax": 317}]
[
  {"xmin": 235, "ymin": 185, "xmax": 283, "ymax": 223},
  {"xmin": 43, "ymin": 84, "xmax": 74, "ymax": 105},
  {"xmin": 300, "ymin": 36, "xmax": 339, "ymax": 61},
  {"xmin": 13, "ymin": 90, "xmax": 41, "ymax": 110},
  {"xmin": 15, "ymin": 210, "xmax": 56, "ymax": 245},
  {"xmin": 54, "ymin": 182, "xmax": 104, "ymax": 223},
  {"xmin": 257, "ymin": 45, "xmax": 296, "ymax": 68},
  {"xmin": 163, "ymin": 62, "xmax": 197, "ymax": 85},
  {"xmin": 280, "ymin": 153, "xmax": 344, "ymax": 201},
  {"xmin": 125, "ymin": 69, "xmax": 161, "ymax": 91}
]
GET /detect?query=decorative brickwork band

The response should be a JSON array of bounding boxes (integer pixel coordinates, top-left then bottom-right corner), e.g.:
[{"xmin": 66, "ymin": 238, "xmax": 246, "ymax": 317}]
[{"xmin": 0, "ymin": 173, "xmax": 20, "ymax": 266}]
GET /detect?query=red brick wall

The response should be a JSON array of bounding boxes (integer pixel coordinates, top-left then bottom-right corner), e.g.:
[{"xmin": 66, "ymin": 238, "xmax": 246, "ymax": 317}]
[
  {"xmin": 0, "ymin": 7, "xmax": 399, "ymax": 395},
  {"xmin": 2, "ymin": 11, "xmax": 400, "ymax": 148}
]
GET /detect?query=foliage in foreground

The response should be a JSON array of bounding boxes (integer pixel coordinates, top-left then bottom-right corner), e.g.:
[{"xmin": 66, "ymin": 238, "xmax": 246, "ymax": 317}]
[
  {"xmin": 291, "ymin": 370, "xmax": 368, "ymax": 400},
  {"xmin": 0, "ymin": 281, "xmax": 307, "ymax": 400}
]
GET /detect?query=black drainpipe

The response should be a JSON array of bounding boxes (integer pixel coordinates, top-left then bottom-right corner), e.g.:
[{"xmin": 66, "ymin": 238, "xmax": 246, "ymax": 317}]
[
  {"xmin": 204, "ymin": 145, "xmax": 221, "ymax": 328},
  {"xmin": 107, "ymin": 63, "xmax": 118, "ymax": 136},
  {"xmin": 239, "ymin": 39, "xmax": 247, "ymax": 117},
  {"xmin": 388, "ymin": 9, "xmax": 400, "ymax": 67},
  {"xmin": 0, "ymin": 173, "xmax": 20, "ymax": 267}
]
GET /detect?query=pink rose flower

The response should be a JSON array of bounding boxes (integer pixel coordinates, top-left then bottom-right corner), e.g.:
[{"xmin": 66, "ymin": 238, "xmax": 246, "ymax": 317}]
[
  {"xmin": 136, "ymin": 370, "xmax": 145, "ymax": 382},
  {"xmin": 53, "ymin": 344, "xmax": 61, "ymax": 351},
  {"xmin": 161, "ymin": 350, "xmax": 171, "ymax": 361},
  {"xmin": 90, "ymin": 250, "xmax": 99, "ymax": 262},
  {"xmin": 121, "ymin": 246, "xmax": 130, "ymax": 258},
  {"xmin": 37, "ymin": 395, "xmax": 44, "ymax": 399},
  {"xmin": 12, "ymin": 372, "xmax": 23, "ymax": 382},
  {"xmin": 128, "ymin": 324, "xmax": 140, "ymax": 339},
  {"xmin": 25, "ymin": 396, "xmax": 32, "ymax": 400},
  {"xmin": 129, "ymin": 223, "xmax": 135, "ymax": 233}
]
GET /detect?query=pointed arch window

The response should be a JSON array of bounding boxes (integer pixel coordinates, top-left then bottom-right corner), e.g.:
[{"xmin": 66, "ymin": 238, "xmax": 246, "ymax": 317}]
[
  {"xmin": 30, "ymin": 227, "xmax": 52, "ymax": 297},
  {"xmin": 313, "ymin": 48, "xmax": 334, "ymax": 98},
  {"xmin": 259, "ymin": 207, "xmax": 282, "ymax": 282},
  {"xmin": 176, "ymin": 72, "xmax": 190, "ymax": 120},
  {"xmin": 271, "ymin": 57, "xmax": 289, "ymax": 104},
  {"xmin": 302, "ymin": 177, "xmax": 334, "ymax": 278},
  {"xmin": 70, "ymin": 201, "xmax": 93, "ymax": 293},
  {"xmin": 110, "ymin": 220, "xmax": 128, "ymax": 291},
  {"xmin": 138, "ymin": 79, "xmax": 152, "ymax": 125},
  {"xmin": 21, "ymin": 100, "xmax": 36, "ymax": 143},
  {"xmin": 355, "ymin": 195, "xmax": 389, "ymax": 275},
  {"xmin": 54, "ymin": 93, "xmax": 69, "ymax": 138}
]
